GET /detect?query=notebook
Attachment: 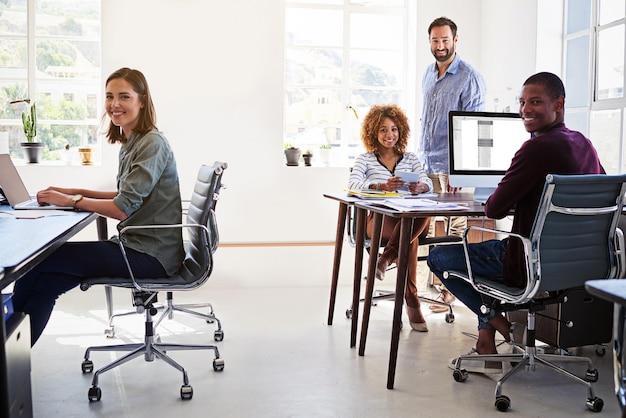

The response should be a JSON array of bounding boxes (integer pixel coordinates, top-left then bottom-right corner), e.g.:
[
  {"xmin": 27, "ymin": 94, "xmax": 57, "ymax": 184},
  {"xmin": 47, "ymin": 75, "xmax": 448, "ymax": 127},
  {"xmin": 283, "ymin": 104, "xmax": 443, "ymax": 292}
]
[{"xmin": 0, "ymin": 154, "xmax": 74, "ymax": 210}]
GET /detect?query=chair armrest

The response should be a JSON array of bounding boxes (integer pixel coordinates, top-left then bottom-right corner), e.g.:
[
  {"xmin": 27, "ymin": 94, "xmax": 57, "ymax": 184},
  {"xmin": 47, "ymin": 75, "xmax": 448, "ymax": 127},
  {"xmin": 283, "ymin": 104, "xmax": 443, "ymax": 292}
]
[
  {"xmin": 116, "ymin": 223, "xmax": 211, "ymax": 292},
  {"xmin": 449, "ymin": 226, "xmax": 537, "ymax": 304},
  {"xmin": 616, "ymin": 227, "xmax": 626, "ymax": 278}
]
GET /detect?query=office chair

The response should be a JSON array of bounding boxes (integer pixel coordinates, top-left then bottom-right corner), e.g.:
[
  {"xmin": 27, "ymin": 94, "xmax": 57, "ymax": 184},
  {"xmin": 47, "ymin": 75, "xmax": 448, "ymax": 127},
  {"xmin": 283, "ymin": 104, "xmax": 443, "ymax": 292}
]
[
  {"xmin": 102, "ymin": 197, "xmax": 224, "ymax": 342},
  {"xmin": 445, "ymin": 173, "xmax": 626, "ymax": 413},
  {"xmin": 344, "ymin": 204, "xmax": 461, "ymax": 323},
  {"xmin": 79, "ymin": 161, "xmax": 228, "ymax": 402}
]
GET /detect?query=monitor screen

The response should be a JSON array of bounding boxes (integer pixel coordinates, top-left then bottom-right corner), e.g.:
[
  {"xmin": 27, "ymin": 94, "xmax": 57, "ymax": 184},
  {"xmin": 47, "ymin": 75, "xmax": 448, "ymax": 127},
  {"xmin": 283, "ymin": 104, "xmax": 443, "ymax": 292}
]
[{"xmin": 448, "ymin": 111, "xmax": 530, "ymax": 202}]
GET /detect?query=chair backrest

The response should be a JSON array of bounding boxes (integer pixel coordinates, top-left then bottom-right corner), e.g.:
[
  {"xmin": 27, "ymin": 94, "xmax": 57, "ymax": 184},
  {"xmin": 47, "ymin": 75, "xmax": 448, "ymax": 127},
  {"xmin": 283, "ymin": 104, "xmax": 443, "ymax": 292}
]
[
  {"xmin": 530, "ymin": 174, "xmax": 626, "ymax": 293},
  {"xmin": 173, "ymin": 161, "xmax": 227, "ymax": 287}
]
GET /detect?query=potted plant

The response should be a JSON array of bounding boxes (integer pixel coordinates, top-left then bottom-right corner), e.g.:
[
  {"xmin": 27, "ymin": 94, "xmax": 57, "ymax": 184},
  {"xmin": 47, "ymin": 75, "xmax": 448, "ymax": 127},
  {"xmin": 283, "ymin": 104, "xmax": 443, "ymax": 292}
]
[
  {"xmin": 284, "ymin": 143, "xmax": 301, "ymax": 166},
  {"xmin": 11, "ymin": 99, "xmax": 44, "ymax": 163},
  {"xmin": 318, "ymin": 144, "xmax": 331, "ymax": 166},
  {"xmin": 302, "ymin": 149, "xmax": 313, "ymax": 166}
]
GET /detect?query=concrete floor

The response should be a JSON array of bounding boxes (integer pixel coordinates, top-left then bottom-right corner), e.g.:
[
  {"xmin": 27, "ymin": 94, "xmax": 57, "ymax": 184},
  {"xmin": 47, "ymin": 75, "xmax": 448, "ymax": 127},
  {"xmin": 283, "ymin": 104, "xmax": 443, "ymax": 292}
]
[{"xmin": 29, "ymin": 280, "xmax": 621, "ymax": 418}]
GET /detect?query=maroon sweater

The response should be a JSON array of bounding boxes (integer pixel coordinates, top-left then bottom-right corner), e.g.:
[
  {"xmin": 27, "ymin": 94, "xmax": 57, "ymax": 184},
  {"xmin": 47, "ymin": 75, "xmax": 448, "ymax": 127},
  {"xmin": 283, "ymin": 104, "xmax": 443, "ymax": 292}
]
[{"xmin": 484, "ymin": 122, "xmax": 604, "ymax": 287}]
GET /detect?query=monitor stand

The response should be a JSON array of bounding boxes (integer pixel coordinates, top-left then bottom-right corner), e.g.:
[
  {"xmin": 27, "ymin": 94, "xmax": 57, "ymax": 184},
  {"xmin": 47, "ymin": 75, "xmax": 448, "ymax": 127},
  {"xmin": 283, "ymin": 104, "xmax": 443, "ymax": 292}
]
[{"xmin": 473, "ymin": 187, "xmax": 496, "ymax": 204}]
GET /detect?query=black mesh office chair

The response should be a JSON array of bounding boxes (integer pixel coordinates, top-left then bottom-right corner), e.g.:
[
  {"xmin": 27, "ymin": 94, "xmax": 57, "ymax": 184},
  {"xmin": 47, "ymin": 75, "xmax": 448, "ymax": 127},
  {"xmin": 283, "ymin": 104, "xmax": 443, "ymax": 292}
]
[
  {"xmin": 79, "ymin": 162, "xmax": 228, "ymax": 402},
  {"xmin": 344, "ymin": 203, "xmax": 461, "ymax": 323},
  {"xmin": 445, "ymin": 173, "xmax": 626, "ymax": 413}
]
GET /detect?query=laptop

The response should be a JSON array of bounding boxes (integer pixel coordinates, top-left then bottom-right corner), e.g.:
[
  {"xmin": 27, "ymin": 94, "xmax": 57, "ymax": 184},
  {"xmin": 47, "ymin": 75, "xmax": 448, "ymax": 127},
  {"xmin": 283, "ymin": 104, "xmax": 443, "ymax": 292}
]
[{"xmin": 0, "ymin": 154, "xmax": 74, "ymax": 210}]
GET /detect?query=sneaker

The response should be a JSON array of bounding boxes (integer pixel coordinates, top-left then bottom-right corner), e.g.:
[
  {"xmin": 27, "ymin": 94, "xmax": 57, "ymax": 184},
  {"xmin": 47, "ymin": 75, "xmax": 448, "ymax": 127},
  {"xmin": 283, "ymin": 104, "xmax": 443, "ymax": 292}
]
[{"xmin": 448, "ymin": 348, "xmax": 503, "ymax": 374}]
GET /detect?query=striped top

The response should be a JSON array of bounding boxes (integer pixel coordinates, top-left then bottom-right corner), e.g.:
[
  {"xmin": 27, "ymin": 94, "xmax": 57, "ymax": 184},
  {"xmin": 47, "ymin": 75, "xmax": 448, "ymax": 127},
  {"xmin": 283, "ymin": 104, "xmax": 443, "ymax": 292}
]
[{"xmin": 348, "ymin": 152, "xmax": 433, "ymax": 192}]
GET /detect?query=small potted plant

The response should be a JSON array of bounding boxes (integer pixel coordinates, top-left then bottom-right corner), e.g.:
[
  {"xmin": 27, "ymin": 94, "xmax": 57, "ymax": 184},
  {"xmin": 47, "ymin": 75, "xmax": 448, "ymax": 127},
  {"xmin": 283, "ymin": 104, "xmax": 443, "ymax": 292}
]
[
  {"xmin": 284, "ymin": 143, "xmax": 301, "ymax": 166},
  {"xmin": 11, "ymin": 99, "xmax": 44, "ymax": 163},
  {"xmin": 302, "ymin": 149, "xmax": 313, "ymax": 166},
  {"xmin": 318, "ymin": 144, "xmax": 332, "ymax": 166}
]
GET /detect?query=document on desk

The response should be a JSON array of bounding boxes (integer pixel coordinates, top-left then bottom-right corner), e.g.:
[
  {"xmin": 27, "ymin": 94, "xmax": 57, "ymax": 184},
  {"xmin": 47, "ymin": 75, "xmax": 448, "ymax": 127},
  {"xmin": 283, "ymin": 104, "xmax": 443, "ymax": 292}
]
[
  {"xmin": 346, "ymin": 189, "xmax": 438, "ymax": 200},
  {"xmin": 375, "ymin": 198, "xmax": 469, "ymax": 212},
  {"xmin": 0, "ymin": 209, "xmax": 77, "ymax": 218}
]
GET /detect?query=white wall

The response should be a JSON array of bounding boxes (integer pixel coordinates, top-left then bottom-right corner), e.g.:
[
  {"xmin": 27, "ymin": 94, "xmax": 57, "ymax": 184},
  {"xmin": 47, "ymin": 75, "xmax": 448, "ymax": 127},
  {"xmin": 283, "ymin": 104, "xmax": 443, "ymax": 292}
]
[{"xmin": 17, "ymin": 0, "xmax": 553, "ymax": 249}]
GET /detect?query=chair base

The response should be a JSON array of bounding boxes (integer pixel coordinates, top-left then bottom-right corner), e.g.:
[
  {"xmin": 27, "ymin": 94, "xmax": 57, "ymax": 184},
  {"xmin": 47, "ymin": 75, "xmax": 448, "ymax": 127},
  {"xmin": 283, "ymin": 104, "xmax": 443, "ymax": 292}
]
[
  {"xmin": 82, "ymin": 309, "xmax": 224, "ymax": 402},
  {"xmin": 106, "ymin": 291, "xmax": 224, "ymax": 341},
  {"xmin": 451, "ymin": 344, "xmax": 603, "ymax": 412},
  {"xmin": 345, "ymin": 289, "xmax": 455, "ymax": 324}
]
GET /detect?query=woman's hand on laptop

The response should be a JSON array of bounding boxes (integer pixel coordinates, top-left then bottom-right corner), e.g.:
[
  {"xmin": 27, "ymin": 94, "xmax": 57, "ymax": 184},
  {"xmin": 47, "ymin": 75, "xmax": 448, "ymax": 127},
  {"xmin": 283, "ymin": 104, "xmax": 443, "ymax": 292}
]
[{"xmin": 36, "ymin": 188, "xmax": 73, "ymax": 207}]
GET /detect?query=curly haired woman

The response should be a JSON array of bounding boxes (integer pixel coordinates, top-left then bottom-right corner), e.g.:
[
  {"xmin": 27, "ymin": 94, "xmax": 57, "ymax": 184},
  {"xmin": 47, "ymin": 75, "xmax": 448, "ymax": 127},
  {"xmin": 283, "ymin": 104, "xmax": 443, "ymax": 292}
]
[{"xmin": 348, "ymin": 104, "xmax": 433, "ymax": 331}]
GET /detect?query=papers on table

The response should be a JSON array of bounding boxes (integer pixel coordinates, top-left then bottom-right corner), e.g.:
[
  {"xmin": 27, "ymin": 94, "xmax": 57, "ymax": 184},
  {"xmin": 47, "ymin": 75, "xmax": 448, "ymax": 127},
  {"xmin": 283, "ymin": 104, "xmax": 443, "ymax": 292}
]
[
  {"xmin": 368, "ymin": 198, "xmax": 470, "ymax": 212},
  {"xmin": 0, "ymin": 209, "xmax": 78, "ymax": 218},
  {"xmin": 346, "ymin": 189, "xmax": 438, "ymax": 200}
]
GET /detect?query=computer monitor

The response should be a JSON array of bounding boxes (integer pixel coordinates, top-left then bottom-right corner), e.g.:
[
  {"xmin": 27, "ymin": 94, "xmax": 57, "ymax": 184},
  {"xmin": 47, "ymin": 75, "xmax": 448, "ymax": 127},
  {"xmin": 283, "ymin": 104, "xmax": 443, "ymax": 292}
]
[{"xmin": 448, "ymin": 111, "xmax": 530, "ymax": 202}]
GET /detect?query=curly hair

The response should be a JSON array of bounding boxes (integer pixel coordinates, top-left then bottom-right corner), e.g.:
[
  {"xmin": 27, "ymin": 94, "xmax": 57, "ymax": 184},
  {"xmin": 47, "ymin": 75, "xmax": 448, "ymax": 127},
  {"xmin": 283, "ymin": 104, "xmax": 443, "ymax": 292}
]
[
  {"xmin": 360, "ymin": 104, "xmax": 411, "ymax": 154},
  {"xmin": 102, "ymin": 67, "xmax": 158, "ymax": 144}
]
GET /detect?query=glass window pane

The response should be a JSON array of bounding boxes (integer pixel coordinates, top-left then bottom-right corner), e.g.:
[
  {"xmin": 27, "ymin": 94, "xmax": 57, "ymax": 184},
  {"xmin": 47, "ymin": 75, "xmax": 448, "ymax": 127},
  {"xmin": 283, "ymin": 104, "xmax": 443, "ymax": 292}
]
[
  {"xmin": 350, "ymin": 50, "xmax": 402, "ymax": 88},
  {"xmin": 351, "ymin": 0, "xmax": 405, "ymax": 6},
  {"xmin": 0, "ymin": 80, "xmax": 28, "ymax": 118},
  {"xmin": 286, "ymin": 48, "xmax": 342, "ymax": 85},
  {"xmin": 0, "ymin": 39, "xmax": 28, "ymax": 68},
  {"xmin": 567, "ymin": 0, "xmax": 591, "ymax": 34},
  {"xmin": 36, "ymin": 0, "xmax": 101, "ymax": 37},
  {"xmin": 565, "ymin": 36, "xmax": 590, "ymax": 107},
  {"xmin": 286, "ymin": 9, "xmax": 342, "ymax": 47},
  {"xmin": 287, "ymin": 0, "xmax": 342, "ymax": 4},
  {"xmin": 597, "ymin": 25, "xmax": 624, "ymax": 99},
  {"xmin": 0, "ymin": 0, "xmax": 27, "ymax": 36},
  {"xmin": 350, "ymin": 13, "xmax": 403, "ymax": 50},
  {"xmin": 599, "ymin": 0, "xmax": 625, "ymax": 25},
  {"xmin": 350, "ymin": 89, "xmax": 400, "ymax": 108},
  {"xmin": 285, "ymin": 87, "xmax": 342, "ymax": 130},
  {"xmin": 590, "ymin": 109, "xmax": 621, "ymax": 174}
]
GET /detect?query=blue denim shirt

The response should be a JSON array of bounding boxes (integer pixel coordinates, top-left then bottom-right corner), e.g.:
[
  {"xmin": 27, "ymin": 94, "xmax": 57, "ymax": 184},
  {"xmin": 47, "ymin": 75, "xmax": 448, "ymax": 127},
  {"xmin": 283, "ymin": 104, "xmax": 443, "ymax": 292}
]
[{"xmin": 419, "ymin": 54, "xmax": 486, "ymax": 174}]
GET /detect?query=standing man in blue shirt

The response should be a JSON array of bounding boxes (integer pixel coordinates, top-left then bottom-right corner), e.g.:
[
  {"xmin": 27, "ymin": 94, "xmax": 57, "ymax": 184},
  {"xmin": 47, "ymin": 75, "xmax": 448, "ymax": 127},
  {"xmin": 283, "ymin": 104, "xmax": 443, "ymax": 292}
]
[{"xmin": 419, "ymin": 17, "xmax": 487, "ymax": 309}]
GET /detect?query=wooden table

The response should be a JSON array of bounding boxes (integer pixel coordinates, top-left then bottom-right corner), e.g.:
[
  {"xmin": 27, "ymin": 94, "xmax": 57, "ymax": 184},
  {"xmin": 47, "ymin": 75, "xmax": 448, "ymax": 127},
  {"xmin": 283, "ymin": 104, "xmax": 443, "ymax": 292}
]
[{"xmin": 353, "ymin": 195, "xmax": 487, "ymax": 389}]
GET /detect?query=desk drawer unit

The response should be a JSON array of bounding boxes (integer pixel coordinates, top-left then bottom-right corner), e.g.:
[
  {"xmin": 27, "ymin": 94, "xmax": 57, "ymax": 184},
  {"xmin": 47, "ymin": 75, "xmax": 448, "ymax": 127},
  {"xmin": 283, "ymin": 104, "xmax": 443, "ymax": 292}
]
[
  {"xmin": 507, "ymin": 289, "xmax": 612, "ymax": 349},
  {"xmin": 3, "ymin": 313, "xmax": 32, "ymax": 418}
]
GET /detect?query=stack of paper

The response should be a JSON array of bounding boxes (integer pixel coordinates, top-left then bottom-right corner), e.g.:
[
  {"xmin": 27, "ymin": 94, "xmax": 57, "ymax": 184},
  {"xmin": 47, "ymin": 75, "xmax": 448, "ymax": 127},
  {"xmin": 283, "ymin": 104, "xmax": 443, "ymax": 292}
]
[
  {"xmin": 345, "ymin": 189, "xmax": 438, "ymax": 200},
  {"xmin": 375, "ymin": 198, "xmax": 469, "ymax": 212}
]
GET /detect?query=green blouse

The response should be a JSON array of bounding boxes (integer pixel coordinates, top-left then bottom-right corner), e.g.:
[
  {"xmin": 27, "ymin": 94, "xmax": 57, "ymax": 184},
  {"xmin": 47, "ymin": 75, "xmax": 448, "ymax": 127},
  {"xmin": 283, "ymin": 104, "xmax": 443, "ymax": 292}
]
[{"xmin": 112, "ymin": 129, "xmax": 184, "ymax": 276}]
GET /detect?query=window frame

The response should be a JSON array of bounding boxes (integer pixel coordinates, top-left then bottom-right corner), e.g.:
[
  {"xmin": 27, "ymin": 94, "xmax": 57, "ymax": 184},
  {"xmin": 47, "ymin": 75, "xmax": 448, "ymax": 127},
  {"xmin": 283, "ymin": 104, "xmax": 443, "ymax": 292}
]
[
  {"xmin": 0, "ymin": 0, "xmax": 102, "ymax": 164},
  {"xmin": 284, "ymin": 0, "xmax": 413, "ymax": 167}
]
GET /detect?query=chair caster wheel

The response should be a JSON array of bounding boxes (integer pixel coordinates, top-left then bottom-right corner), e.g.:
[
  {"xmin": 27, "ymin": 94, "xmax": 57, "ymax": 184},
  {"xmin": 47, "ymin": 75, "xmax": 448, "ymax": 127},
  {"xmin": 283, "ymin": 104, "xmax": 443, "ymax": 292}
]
[
  {"xmin": 180, "ymin": 384, "xmax": 193, "ymax": 400},
  {"xmin": 452, "ymin": 369, "xmax": 468, "ymax": 382},
  {"xmin": 214, "ymin": 330, "xmax": 224, "ymax": 341},
  {"xmin": 586, "ymin": 397, "xmax": 604, "ymax": 412},
  {"xmin": 445, "ymin": 312, "xmax": 455, "ymax": 323},
  {"xmin": 585, "ymin": 368, "xmax": 599, "ymax": 382},
  {"xmin": 88, "ymin": 386, "xmax": 102, "ymax": 402},
  {"xmin": 81, "ymin": 360, "xmax": 93, "ymax": 374},
  {"xmin": 213, "ymin": 358, "xmax": 225, "ymax": 372},
  {"xmin": 104, "ymin": 327, "xmax": 115, "ymax": 338},
  {"xmin": 345, "ymin": 308, "xmax": 352, "ymax": 319},
  {"xmin": 495, "ymin": 395, "xmax": 510, "ymax": 412}
]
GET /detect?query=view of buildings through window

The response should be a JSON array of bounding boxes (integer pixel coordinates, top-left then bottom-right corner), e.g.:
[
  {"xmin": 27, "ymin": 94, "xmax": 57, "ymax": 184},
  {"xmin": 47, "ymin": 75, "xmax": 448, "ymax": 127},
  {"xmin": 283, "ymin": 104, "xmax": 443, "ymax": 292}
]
[
  {"xmin": 284, "ymin": 0, "xmax": 409, "ymax": 166},
  {"xmin": 0, "ymin": 0, "xmax": 101, "ymax": 163},
  {"xmin": 565, "ymin": 0, "xmax": 626, "ymax": 174}
]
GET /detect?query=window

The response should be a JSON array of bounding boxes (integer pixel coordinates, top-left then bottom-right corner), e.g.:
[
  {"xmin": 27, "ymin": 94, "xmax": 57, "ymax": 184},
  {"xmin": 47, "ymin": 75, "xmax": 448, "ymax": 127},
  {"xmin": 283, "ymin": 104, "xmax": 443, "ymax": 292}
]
[
  {"xmin": 565, "ymin": 0, "xmax": 626, "ymax": 173},
  {"xmin": 0, "ymin": 0, "xmax": 101, "ymax": 163},
  {"xmin": 284, "ymin": 0, "xmax": 410, "ymax": 166}
]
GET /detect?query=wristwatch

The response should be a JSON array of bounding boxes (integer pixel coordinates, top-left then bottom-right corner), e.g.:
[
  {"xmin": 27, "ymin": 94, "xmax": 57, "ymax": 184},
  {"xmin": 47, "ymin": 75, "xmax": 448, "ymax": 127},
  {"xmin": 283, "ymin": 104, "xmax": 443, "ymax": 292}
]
[{"xmin": 72, "ymin": 194, "xmax": 83, "ymax": 208}]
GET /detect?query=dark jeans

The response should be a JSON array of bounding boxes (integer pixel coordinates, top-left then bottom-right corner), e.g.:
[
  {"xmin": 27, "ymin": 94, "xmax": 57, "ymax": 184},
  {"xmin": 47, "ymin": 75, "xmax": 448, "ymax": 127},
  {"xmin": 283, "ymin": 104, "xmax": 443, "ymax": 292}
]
[
  {"xmin": 12, "ymin": 240, "xmax": 166, "ymax": 346},
  {"xmin": 427, "ymin": 239, "xmax": 507, "ymax": 331}
]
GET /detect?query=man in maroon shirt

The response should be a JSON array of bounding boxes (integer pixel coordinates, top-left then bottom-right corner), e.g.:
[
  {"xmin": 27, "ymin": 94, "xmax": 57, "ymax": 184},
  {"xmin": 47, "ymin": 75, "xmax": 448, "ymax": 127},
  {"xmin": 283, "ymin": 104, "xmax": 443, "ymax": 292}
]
[{"xmin": 427, "ymin": 72, "xmax": 604, "ymax": 374}]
